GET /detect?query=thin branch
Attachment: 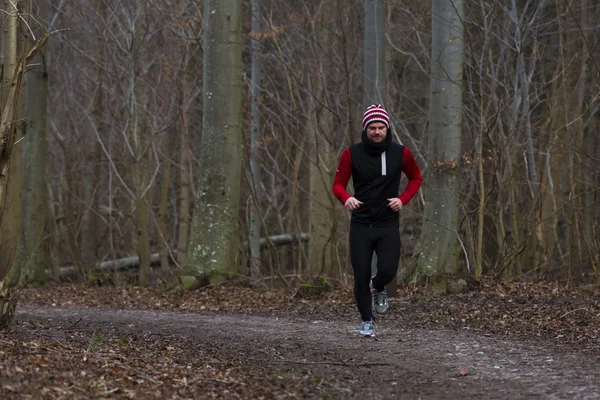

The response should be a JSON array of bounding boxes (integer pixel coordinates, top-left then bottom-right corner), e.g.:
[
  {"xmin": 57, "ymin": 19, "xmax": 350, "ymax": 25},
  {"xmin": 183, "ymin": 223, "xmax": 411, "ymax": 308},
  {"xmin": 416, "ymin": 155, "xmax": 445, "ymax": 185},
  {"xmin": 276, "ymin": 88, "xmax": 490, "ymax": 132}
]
[
  {"xmin": 241, "ymin": 356, "xmax": 391, "ymax": 367},
  {"xmin": 5, "ymin": 1, "xmax": 36, "ymax": 41}
]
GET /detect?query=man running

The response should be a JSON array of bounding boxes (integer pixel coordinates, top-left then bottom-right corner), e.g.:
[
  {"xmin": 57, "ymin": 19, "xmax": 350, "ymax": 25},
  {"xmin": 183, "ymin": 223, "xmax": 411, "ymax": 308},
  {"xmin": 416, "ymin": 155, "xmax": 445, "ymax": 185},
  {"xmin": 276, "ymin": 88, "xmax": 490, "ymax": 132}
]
[{"xmin": 332, "ymin": 104, "xmax": 422, "ymax": 337}]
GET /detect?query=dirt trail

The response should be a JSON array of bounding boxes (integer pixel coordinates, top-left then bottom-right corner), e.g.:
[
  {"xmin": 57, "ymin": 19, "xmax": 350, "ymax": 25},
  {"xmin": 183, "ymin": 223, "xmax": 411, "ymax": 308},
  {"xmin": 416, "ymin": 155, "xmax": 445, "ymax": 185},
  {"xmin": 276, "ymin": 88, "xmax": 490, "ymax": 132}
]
[{"xmin": 15, "ymin": 305, "xmax": 600, "ymax": 399}]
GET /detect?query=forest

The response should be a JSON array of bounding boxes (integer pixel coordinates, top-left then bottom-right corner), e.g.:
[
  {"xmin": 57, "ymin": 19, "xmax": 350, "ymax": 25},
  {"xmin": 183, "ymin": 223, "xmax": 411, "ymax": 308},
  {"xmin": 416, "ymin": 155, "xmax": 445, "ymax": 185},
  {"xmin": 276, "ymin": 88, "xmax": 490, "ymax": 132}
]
[{"xmin": 1, "ymin": 0, "xmax": 600, "ymax": 399}]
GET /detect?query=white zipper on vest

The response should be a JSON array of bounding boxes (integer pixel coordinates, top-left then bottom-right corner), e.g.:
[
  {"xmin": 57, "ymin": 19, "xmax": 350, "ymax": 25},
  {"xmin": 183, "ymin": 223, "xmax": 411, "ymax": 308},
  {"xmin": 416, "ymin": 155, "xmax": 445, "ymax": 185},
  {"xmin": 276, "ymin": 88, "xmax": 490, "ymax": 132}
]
[{"xmin": 381, "ymin": 151, "xmax": 387, "ymax": 176}]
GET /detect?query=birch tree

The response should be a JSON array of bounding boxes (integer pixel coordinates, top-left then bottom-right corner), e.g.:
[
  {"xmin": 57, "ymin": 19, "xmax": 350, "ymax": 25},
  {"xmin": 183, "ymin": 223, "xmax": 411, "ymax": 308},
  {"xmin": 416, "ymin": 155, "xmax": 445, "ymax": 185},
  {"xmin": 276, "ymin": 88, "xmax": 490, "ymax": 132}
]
[{"xmin": 182, "ymin": 0, "xmax": 243, "ymax": 289}]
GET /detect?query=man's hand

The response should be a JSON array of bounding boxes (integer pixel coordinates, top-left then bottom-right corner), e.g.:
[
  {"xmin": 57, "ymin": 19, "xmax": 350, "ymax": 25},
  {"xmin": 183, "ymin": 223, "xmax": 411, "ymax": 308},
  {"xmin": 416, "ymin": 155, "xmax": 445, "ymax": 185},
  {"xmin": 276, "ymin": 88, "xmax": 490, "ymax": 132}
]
[
  {"xmin": 387, "ymin": 198, "xmax": 403, "ymax": 212},
  {"xmin": 344, "ymin": 197, "xmax": 363, "ymax": 211}
]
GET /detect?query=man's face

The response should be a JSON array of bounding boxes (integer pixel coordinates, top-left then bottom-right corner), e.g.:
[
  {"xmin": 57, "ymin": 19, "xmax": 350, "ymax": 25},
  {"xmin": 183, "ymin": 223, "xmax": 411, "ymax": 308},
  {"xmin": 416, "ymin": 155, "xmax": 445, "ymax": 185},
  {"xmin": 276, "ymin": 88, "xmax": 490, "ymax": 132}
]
[{"xmin": 366, "ymin": 122, "xmax": 387, "ymax": 143}]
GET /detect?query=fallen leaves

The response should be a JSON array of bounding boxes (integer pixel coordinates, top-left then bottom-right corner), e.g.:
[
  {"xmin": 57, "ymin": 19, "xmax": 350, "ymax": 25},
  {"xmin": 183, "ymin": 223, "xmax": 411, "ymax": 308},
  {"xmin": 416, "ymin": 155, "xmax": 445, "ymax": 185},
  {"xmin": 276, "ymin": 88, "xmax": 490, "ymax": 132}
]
[{"xmin": 0, "ymin": 328, "xmax": 272, "ymax": 399}]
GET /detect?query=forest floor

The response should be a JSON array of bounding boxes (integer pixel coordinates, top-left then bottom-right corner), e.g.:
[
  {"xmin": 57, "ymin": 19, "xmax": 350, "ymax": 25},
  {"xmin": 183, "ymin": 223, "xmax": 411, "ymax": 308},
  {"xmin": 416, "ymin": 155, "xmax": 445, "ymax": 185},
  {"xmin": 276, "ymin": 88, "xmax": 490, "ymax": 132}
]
[{"xmin": 2, "ymin": 279, "xmax": 600, "ymax": 399}]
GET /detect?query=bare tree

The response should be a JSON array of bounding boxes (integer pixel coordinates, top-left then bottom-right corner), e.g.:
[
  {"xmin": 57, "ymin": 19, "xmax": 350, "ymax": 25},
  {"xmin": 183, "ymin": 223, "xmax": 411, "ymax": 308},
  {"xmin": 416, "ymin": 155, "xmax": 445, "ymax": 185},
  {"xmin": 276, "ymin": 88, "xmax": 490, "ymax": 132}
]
[
  {"xmin": 175, "ymin": 7, "xmax": 202, "ymax": 268},
  {"xmin": 0, "ymin": 28, "xmax": 49, "ymax": 329},
  {"xmin": 14, "ymin": 0, "xmax": 49, "ymax": 285},
  {"xmin": 414, "ymin": 0, "xmax": 464, "ymax": 293},
  {"xmin": 362, "ymin": 0, "xmax": 387, "ymax": 281},
  {"xmin": 363, "ymin": 0, "xmax": 386, "ymax": 107},
  {"xmin": 182, "ymin": 0, "xmax": 243, "ymax": 289},
  {"xmin": 79, "ymin": 0, "xmax": 107, "ymax": 276},
  {"xmin": 306, "ymin": 1, "xmax": 338, "ymax": 277},
  {"xmin": 0, "ymin": 0, "xmax": 23, "ymax": 282},
  {"xmin": 248, "ymin": 0, "xmax": 263, "ymax": 277}
]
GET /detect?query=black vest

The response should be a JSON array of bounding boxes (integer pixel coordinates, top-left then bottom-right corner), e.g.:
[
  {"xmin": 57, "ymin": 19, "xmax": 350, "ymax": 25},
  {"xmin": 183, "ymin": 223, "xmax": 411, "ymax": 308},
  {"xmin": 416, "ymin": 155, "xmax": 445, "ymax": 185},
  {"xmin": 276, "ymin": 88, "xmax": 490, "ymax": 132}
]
[{"xmin": 349, "ymin": 142, "xmax": 405, "ymax": 227}]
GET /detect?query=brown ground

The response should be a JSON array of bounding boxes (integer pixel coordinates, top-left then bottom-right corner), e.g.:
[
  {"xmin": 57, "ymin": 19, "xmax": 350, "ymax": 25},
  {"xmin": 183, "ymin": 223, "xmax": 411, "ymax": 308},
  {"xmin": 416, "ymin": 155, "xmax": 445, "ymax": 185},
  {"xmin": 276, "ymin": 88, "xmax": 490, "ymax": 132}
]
[{"xmin": 2, "ymin": 281, "xmax": 600, "ymax": 399}]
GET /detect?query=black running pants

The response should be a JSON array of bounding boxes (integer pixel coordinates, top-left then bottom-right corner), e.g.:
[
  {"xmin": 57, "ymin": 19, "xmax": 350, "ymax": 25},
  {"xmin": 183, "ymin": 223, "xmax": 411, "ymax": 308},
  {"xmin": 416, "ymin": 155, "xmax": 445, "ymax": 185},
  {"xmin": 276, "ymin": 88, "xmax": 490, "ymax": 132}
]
[{"xmin": 349, "ymin": 223, "xmax": 400, "ymax": 321}]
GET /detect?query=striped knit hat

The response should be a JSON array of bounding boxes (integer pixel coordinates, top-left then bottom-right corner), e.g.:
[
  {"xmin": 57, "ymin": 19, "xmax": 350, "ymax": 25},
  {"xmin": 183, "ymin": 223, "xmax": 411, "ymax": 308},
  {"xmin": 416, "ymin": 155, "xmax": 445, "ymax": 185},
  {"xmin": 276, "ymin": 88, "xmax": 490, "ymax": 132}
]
[{"xmin": 361, "ymin": 104, "xmax": 390, "ymax": 131}]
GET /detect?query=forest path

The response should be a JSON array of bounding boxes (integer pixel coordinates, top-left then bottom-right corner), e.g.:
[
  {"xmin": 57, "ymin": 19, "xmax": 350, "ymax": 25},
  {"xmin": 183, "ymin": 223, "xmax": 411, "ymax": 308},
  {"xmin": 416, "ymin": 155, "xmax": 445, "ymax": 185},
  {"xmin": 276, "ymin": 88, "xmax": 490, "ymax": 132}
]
[{"xmin": 15, "ymin": 305, "xmax": 600, "ymax": 399}]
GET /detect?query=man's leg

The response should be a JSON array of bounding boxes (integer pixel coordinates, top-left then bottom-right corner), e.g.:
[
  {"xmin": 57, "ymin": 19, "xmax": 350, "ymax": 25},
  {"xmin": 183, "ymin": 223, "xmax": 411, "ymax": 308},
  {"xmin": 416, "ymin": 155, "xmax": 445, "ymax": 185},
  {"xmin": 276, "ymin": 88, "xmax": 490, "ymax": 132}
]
[
  {"xmin": 349, "ymin": 224, "xmax": 375, "ymax": 322},
  {"xmin": 372, "ymin": 226, "xmax": 401, "ymax": 292}
]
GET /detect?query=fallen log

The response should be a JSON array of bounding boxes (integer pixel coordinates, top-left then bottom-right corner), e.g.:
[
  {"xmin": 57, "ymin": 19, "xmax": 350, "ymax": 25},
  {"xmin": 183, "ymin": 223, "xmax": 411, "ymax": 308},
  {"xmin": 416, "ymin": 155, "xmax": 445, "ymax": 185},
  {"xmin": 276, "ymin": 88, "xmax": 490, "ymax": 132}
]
[
  {"xmin": 56, "ymin": 252, "xmax": 170, "ymax": 278},
  {"xmin": 260, "ymin": 232, "xmax": 309, "ymax": 247},
  {"xmin": 56, "ymin": 232, "xmax": 309, "ymax": 279}
]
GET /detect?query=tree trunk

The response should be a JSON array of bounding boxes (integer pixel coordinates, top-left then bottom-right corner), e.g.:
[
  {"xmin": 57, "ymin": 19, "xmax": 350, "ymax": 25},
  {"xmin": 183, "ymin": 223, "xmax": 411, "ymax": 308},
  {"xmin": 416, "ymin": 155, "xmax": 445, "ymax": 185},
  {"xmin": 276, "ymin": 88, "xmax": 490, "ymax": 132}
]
[
  {"xmin": 158, "ymin": 134, "xmax": 172, "ymax": 275},
  {"xmin": 567, "ymin": 0, "xmax": 587, "ymax": 273},
  {"xmin": 46, "ymin": 183, "xmax": 61, "ymax": 280},
  {"xmin": 363, "ymin": 0, "xmax": 387, "ymax": 280},
  {"xmin": 135, "ymin": 192, "xmax": 151, "ymax": 285},
  {"xmin": 127, "ymin": 59, "xmax": 151, "ymax": 286},
  {"xmin": 307, "ymin": 108, "xmax": 337, "ymax": 277},
  {"xmin": 176, "ymin": 89, "xmax": 192, "ymax": 267},
  {"xmin": 248, "ymin": 0, "xmax": 262, "ymax": 277},
  {"xmin": 133, "ymin": 132, "xmax": 151, "ymax": 286},
  {"xmin": 15, "ymin": 0, "xmax": 48, "ymax": 285},
  {"xmin": 182, "ymin": 0, "xmax": 243, "ymax": 289},
  {"xmin": 0, "ymin": 31, "xmax": 49, "ymax": 331},
  {"xmin": 519, "ymin": 51, "xmax": 538, "ymax": 275},
  {"xmin": 308, "ymin": 3, "xmax": 337, "ymax": 277},
  {"xmin": 538, "ymin": 0, "xmax": 570, "ymax": 271},
  {"xmin": 363, "ymin": 0, "xmax": 386, "ymax": 107},
  {"xmin": 290, "ymin": 141, "xmax": 305, "ymax": 276},
  {"xmin": 415, "ymin": 0, "xmax": 464, "ymax": 293},
  {"xmin": 0, "ymin": 0, "xmax": 23, "ymax": 283},
  {"xmin": 81, "ymin": 0, "xmax": 106, "ymax": 275}
]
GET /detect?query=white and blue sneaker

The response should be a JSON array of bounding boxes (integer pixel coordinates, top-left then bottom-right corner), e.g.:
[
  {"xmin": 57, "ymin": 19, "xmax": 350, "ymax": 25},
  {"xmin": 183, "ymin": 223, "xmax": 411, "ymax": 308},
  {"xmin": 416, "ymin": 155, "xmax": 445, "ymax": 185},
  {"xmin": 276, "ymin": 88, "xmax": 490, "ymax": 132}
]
[
  {"xmin": 373, "ymin": 288, "xmax": 389, "ymax": 314},
  {"xmin": 359, "ymin": 320, "xmax": 375, "ymax": 338}
]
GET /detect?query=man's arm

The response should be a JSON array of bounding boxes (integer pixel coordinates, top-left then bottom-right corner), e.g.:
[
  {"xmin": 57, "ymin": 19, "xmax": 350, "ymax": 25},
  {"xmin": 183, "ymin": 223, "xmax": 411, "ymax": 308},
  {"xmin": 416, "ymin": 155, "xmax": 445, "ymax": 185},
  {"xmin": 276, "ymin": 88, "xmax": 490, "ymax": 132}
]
[
  {"xmin": 332, "ymin": 148, "xmax": 352, "ymax": 205},
  {"xmin": 398, "ymin": 147, "xmax": 422, "ymax": 206}
]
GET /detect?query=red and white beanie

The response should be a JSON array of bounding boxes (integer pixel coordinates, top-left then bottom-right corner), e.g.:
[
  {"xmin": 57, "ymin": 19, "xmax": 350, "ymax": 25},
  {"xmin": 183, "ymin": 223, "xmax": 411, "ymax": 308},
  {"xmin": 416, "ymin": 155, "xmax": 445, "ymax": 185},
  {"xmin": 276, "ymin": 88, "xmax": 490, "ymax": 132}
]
[{"xmin": 361, "ymin": 104, "xmax": 390, "ymax": 131}]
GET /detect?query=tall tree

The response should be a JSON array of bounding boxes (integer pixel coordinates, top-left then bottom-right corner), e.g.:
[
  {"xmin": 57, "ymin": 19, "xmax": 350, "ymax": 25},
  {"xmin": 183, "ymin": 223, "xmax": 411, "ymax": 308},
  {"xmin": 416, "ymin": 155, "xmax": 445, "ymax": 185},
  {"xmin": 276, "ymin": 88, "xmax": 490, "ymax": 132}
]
[
  {"xmin": 182, "ymin": 0, "xmax": 243, "ymax": 289},
  {"xmin": 176, "ymin": 10, "xmax": 202, "ymax": 268},
  {"xmin": 363, "ymin": 0, "xmax": 386, "ymax": 107},
  {"xmin": 415, "ymin": 0, "xmax": 464, "ymax": 292},
  {"xmin": 0, "ymin": 0, "xmax": 21, "ymax": 320},
  {"xmin": 80, "ymin": 0, "xmax": 107, "ymax": 275},
  {"xmin": 362, "ymin": 0, "xmax": 387, "ymax": 281},
  {"xmin": 121, "ymin": 3, "xmax": 152, "ymax": 286},
  {"xmin": 0, "ymin": 0, "xmax": 23, "ymax": 282},
  {"xmin": 15, "ymin": 0, "xmax": 49, "ymax": 284},
  {"xmin": 0, "ymin": 26, "xmax": 48, "ymax": 330},
  {"xmin": 308, "ymin": 1, "xmax": 338, "ymax": 277},
  {"xmin": 248, "ymin": 0, "xmax": 262, "ymax": 277}
]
